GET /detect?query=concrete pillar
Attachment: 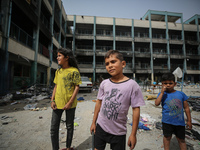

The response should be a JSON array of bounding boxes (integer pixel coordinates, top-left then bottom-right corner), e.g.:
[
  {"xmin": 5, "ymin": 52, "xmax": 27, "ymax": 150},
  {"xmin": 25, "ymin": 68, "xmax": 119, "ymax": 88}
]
[
  {"xmin": 93, "ymin": 16, "xmax": 96, "ymax": 83},
  {"xmin": 0, "ymin": 0, "xmax": 12, "ymax": 95},
  {"xmin": 195, "ymin": 16, "xmax": 200, "ymax": 56},
  {"xmin": 47, "ymin": 67, "xmax": 51, "ymax": 86},
  {"xmin": 31, "ymin": 0, "xmax": 42, "ymax": 85},
  {"xmin": 151, "ymin": 73, "xmax": 154, "ymax": 84},
  {"xmin": 58, "ymin": 1, "xmax": 62, "ymax": 45},
  {"xmin": 63, "ymin": 19, "xmax": 67, "ymax": 48},
  {"xmin": 113, "ymin": 18, "xmax": 116, "ymax": 50},
  {"xmin": 165, "ymin": 13, "xmax": 170, "ymax": 71},
  {"xmin": 48, "ymin": 0, "xmax": 55, "ymax": 86},
  {"xmin": 131, "ymin": 19, "xmax": 135, "ymax": 79},
  {"xmin": 133, "ymin": 73, "xmax": 135, "ymax": 80},
  {"xmin": 181, "ymin": 15, "xmax": 187, "ymax": 72},
  {"xmin": 148, "ymin": 12, "xmax": 154, "ymax": 83},
  {"xmin": 72, "ymin": 15, "xmax": 76, "ymax": 55}
]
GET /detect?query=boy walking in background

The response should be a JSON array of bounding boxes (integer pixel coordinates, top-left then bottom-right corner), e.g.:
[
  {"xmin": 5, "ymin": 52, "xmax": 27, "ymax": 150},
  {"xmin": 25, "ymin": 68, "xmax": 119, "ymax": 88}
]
[
  {"xmin": 90, "ymin": 50, "xmax": 145, "ymax": 150},
  {"xmin": 155, "ymin": 73, "xmax": 192, "ymax": 150}
]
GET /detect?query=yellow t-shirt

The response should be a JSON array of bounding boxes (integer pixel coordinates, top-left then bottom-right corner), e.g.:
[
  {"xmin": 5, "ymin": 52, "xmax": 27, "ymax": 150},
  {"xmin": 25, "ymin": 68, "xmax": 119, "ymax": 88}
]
[{"xmin": 53, "ymin": 67, "xmax": 82, "ymax": 109}]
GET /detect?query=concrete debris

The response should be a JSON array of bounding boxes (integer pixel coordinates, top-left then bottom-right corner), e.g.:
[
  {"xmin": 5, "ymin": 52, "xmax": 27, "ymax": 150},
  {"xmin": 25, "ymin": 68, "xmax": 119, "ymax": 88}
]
[
  {"xmin": 155, "ymin": 122, "xmax": 162, "ymax": 130},
  {"xmin": 10, "ymin": 101, "xmax": 18, "ymax": 105},
  {"xmin": 140, "ymin": 113, "xmax": 156, "ymax": 123},
  {"xmin": 144, "ymin": 95, "xmax": 157, "ymax": 100},
  {"xmin": 1, "ymin": 115, "xmax": 14, "ymax": 125},
  {"xmin": 186, "ymin": 129, "xmax": 200, "ymax": 141},
  {"xmin": 1, "ymin": 94, "xmax": 13, "ymax": 102},
  {"xmin": 23, "ymin": 103, "xmax": 38, "ymax": 110},
  {"xmin": 192, "ymin": 118, "xmax": 200, "ymax": 126},
  {"xmin": 0, "ymin": 84, "xmax": 53, "ymax": 106},
  {"xmin": 187, "ymin": 97, "xmax": 200, "ymax": 112}
]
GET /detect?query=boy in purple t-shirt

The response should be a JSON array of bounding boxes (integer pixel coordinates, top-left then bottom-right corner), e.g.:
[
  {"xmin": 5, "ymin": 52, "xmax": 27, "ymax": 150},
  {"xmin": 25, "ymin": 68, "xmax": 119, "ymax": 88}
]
[{"xmin": 90, "ymin": 50, "xmax": 145, "ymax": 150}]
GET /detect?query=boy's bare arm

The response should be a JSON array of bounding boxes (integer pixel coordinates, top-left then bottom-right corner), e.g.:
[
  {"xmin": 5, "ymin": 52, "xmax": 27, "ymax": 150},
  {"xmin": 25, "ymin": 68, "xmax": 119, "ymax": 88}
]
[
  {"xmin": 155, "ymin": 85, "xmax": 166, "ymax": 106},
  {"xmin": 184, "ymin": 101, "xmax": 192, "ymax": 129},
  {"xmin": 128, "ymin": 107, "xmax": 140, "ymax": 149},
  {"xmin": 90, "ymin": 99, "xmax": 102, "ymax": 134}
]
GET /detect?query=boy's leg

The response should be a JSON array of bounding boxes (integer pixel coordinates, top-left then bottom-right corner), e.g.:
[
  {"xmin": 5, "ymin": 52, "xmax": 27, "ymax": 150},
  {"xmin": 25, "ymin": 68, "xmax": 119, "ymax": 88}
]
[
  {"xmin": 94, "ymin": 124, "xmax": 107, "ymax": 150},
  {"xmin": 110, "ymin": 134, "xmax": 126, "ymax": 150},
  {"xmin": 163, "ymin": 136, "xmax": 172, "ymax": 150},
  {"xmin": 174, "ymin": 125, "xmax": 186, "ymax": 150},
  {"xmin": 65, "ymin": 108, "xmax": 76, "ymax": 148},
  {"xmin": 51, "ymin": 109, "xmax": 63, "ymax": 150},
  {"xmin": 176, "ymin": 137, "xmax": 186, "ymax": 150},
  {"xmin": 162, "ymin": 123, "xmax": 173, "ymax": 150}
]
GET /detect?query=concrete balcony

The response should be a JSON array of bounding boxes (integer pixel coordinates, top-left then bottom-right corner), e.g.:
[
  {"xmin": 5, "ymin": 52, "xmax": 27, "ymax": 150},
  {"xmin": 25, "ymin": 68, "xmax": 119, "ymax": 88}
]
[
  {"xmin": 115, "ymin": 36, "xmax": 132, "ymax": 41},
  {"xmin": 153, "ymin": 53, "xmax": 168, "ymax": 59},
  {"xmin": 135, "ymin": 69, "xmax": 151, "ymax": 73},
  {"xmin": 96, "ymin": 36, "xmax": 113, "ymax": 41},
  {"xmin": 76, "ymin": 35, "xmax": 93, "ymax": 40},
  {"xmin": 186, "ymin": 54, "xmax": 200, "ymax": 60},
  {"xmin": 187, "ymin": 70, "xmax": 200, "ymax": 74},
  {"xmin": 170, "ymin": 54, "xmax": 184, "ymax": 59},
  {"xmin": 152, "ymin": 38, "xmax": 167, "ymax": 44},
  {"xmin": 134, "ymin": 37, "xmax": 150, "ymax": 43},
  {"xmin": 75, "ymin": 50, "xmax": 93, "ymax": 56},
  {"xmin": 135, "ymin": 52, "xmax": 151, "ymax": 58},
  {"xmin": 169, "ymin": 39, "xmax": 183, "ymax": 45}
]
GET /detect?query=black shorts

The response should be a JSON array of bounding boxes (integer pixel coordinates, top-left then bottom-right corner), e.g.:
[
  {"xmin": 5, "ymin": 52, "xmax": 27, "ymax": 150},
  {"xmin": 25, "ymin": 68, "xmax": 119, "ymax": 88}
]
[
  {"xmin": 94, "ymin": 124, "xmax": 126, "ymax": 150},
  {"xmin": 162, "ymin": 122, "xmax": 185, "ymax": 139}
]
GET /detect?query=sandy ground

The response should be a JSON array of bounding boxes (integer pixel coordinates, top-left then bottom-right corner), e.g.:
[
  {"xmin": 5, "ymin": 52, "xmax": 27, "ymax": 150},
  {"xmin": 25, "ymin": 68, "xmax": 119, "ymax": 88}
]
[{"xmin": 0, "ymin": 86, "xmax": 200, "ymax": 150}]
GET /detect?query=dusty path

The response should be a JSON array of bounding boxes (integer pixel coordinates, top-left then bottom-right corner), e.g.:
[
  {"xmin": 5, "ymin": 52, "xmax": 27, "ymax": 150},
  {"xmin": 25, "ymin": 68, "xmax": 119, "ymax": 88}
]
[{"xmin": 0, "ymin": 87, "xmax": 200, "ymax": 150}]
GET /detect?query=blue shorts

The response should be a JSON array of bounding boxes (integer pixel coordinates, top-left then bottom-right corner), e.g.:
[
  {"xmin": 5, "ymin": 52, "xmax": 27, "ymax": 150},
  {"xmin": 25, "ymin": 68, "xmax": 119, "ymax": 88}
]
[
  {"xmin": 162, "ymin": 122, "xmax": 185, "ymax": 139},
  {"xmin": 94, "ymin": 124, "xmax": 126, "ymax": 150}
]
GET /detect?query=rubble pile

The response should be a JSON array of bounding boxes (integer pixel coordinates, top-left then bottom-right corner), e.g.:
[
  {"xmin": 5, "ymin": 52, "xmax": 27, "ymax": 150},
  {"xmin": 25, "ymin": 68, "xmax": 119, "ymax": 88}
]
[
  {"xmin": 187, "ymin": 96, "xmax": 200, "ymax": 112},
  {"xmin": 0, "ymin": 84, "xmax": 53, "ymax": 107}
]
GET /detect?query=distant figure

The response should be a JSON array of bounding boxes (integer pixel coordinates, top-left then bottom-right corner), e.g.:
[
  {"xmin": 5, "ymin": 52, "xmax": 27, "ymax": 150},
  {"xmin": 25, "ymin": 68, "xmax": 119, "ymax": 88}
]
[
  {"xmin": 90, "ymin": 50, "xmax": 145, "ymax": 150},
  {"xmin": 144, "ymin": 77, "xmax": 150, "ymax": 90},
  {"xmin": 155, "ymin": 73, "xmax": 192, "ymax": 150},
  {"xmin": 50, "ymin": 48, "xmax": 82, "ymax": 150}
]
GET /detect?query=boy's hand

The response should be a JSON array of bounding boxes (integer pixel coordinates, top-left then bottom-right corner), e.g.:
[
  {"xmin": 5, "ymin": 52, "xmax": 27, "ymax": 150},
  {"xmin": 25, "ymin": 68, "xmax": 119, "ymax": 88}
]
[
  {"xmin": 128, "ymin": 135, "xmax": 137, "ymax": 150},
  {"xmin": 62, "ymin": 102, "xmax": 72, "ymax": 110},
  {"xmin": 186, "ymin": 121, "xmax": 192, "ymax": 130},
  {"xmin": 51, "ymin": 102, "xmax": 57, "ymax": 110},
  {"xmin": 90, "ymin": 123, "xmax": 96, "ymax": 134},
  {"xmin": 161, "ymin": 85, "xmax": 167, "ymax": 93}
]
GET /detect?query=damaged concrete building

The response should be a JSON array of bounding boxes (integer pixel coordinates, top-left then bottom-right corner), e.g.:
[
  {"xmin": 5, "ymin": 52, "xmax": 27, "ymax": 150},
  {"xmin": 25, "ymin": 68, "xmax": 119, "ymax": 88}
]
[{"xmin": 0, "ymin": 0, "xmax": 200, "ymax": 96}]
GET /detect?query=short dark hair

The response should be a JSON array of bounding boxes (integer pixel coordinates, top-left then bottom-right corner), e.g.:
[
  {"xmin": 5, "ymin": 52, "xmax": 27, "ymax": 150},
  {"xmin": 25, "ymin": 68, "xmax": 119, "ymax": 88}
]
[
  {"xmin": 161, "ymin": 73, "xmax": 175, "ymax": 82},
  {"xmin": 104, "ymin": 50, "xmax": 124, "ymax": 61}
]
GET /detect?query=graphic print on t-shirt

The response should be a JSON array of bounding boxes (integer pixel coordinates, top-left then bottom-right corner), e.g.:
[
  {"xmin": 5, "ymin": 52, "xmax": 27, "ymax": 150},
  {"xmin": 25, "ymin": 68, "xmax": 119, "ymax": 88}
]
[
  {"xmin": 62, "ymin": 71, "xmax": 80, "ymax": 91},
  {"xmin": 166, "ymin": 98, "xmax": 183, "ymax": 121},
  {"xmin": 102, "ymin": 88, "xmax": 122, "ymax": 120}
]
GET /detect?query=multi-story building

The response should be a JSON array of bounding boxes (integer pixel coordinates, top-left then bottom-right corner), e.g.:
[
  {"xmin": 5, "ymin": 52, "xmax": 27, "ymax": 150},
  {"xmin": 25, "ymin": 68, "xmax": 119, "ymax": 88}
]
[
  {"xmin": 0, "ymin": 0, "xmax": 199, "ymax": 96},
  {"xmin": 0, "ymin": 0, "xmax": 63, "ymax": 95}
]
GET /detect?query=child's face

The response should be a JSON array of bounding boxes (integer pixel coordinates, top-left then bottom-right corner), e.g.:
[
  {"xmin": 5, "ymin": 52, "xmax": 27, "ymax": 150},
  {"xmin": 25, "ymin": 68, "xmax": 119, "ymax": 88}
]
[
  {"xmin": 162, "ymin": 80, "xmax": 176, "ymax": 92},
  {"xmin": 57, "ymin": 52, "xmax": 68, "ymax": 66},
  {"xmin": 105, "ymin": 54, "xmax": 126, "ymax": 77}
]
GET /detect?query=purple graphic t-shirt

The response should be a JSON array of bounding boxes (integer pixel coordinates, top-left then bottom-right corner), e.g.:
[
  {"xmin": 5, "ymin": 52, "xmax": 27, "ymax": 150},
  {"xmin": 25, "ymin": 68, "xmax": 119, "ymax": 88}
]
[
  {"xmin": 157, "ymin": 91, "xmax": 188, "ymax": 126},
  {"xmin": 97, "ymin": 78, "xmax": 145, "ymax": 135}
]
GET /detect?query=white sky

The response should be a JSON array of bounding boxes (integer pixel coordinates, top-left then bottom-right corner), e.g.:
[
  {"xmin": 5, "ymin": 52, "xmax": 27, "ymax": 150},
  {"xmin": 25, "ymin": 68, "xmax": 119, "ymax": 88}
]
[{"xmin": 62, "ymin": 0, "xmax": 200, "ymax": 22}]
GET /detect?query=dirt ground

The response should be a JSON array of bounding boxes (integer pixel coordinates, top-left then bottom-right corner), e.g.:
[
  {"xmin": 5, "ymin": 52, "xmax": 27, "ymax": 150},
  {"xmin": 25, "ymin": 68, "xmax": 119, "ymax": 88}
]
[{"xmin": 0, "ymin": 86, "xmax": 200, "ymax": 150}]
